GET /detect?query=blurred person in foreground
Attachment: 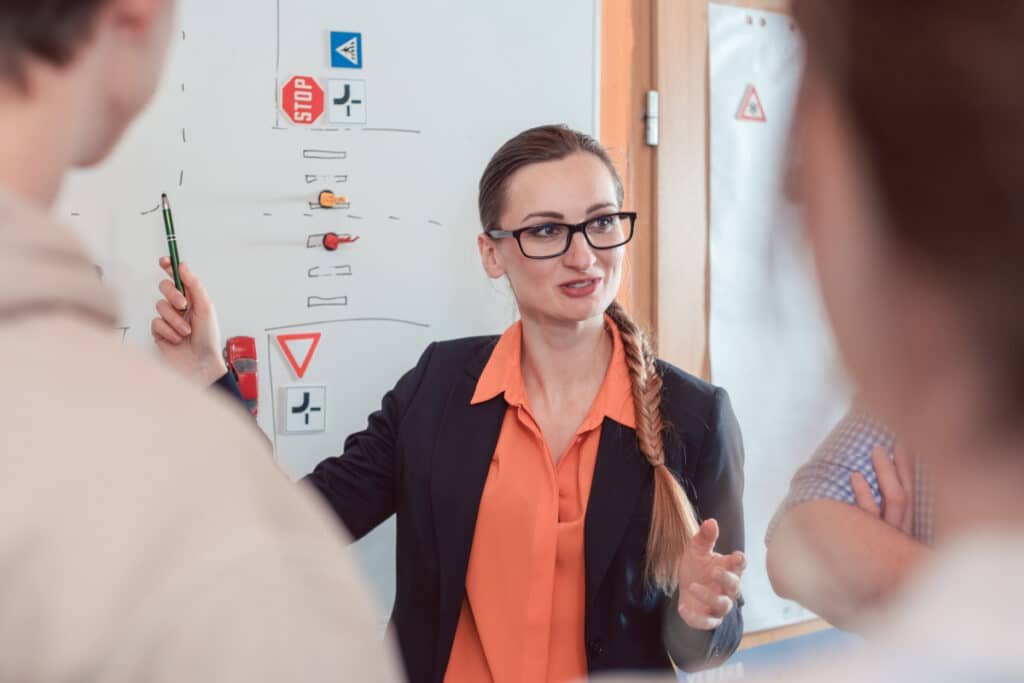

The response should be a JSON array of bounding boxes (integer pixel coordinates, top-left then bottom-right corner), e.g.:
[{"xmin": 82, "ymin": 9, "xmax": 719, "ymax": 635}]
[
  {"xmin": 0, "ymin": 1, "xmax": 400, "ymax": 680},
  {"xmin": 605, "ymin": 1, "xmax": 1024, "ymax": 680}
]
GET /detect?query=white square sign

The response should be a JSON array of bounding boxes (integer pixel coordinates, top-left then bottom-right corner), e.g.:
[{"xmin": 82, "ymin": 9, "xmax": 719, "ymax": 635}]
[
  {"xmin": 284, "ymin": 386, "xmax": 326, "ymax": 433},
  {"xmin": 327, "ymin": 79, "xmax": 367, "ymax": 125}
]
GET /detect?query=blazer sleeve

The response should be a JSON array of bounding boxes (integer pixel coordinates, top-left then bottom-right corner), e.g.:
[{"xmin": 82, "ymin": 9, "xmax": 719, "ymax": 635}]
[
  {"xmin": 663, "ymin": 386, "xmax": 746, "ymax": 671},
  {"xmin": 210, "ymin": 372, "xmax": 270, "ymax": 443},
  {"xmin": 301, "ymin": 343, "xmax": 436, "ymax": 540},
  {"xmin": 212, "ymin": 371, "xmax": 243, "ymax": 400}
]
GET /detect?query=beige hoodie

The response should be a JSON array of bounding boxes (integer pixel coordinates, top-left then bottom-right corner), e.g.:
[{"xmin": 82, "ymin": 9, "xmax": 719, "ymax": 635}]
[{"xmin": 0, "ymin": 191, "xmax": 402, "ymax": 682}]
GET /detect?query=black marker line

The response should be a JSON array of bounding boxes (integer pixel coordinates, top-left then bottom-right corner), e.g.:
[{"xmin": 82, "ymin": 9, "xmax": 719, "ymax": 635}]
[
  {"xmin": 428, "ymin": 220, "xmax": 442, "ymax": 226},
  {"xmin": 267, "ymin": 334, "xmax": 279, "ymax": 457},
  {"xmin": 362, "ymin": 127, "xmax": 422, "ymax": 135},
  {"xmin": 308, "ymin": 296, "xmax": 349, "ymax": 308},
  {"xmin": 265, "ymin": 317, "xmax": 430, "ymax": 332},
  {"xmin": 179, "ymin": 170, "xmax": 184, "ymax": 187},
  {"xmin": 302, "ymin": 149, "xmax": 347, "ymax": 160},
  {"xmin": 307, "ymin": 265, "xmax": 353, "ymax": 279},
  {"xmin": 141, "ymin": 205, "xmax": 160, "ymax": 216},
  {"xmin": 274, "ymin": 0, "xmax": 281, "ymax": 127}
]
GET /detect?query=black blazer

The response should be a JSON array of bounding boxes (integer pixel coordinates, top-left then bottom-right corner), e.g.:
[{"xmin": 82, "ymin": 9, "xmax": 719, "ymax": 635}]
[{"xmin": 303, "ymin": 336, "xmax": 745, "ymax": 682}]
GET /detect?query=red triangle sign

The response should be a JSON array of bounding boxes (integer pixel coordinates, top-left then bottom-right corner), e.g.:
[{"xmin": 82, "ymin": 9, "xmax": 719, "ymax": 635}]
[
  {"xmin": 276, "ymin": 332, "xmax": 322, "ymax": 379},
  {"xmin": 736, "ymin": 85, "xmax": 767, "ymax": 122}
]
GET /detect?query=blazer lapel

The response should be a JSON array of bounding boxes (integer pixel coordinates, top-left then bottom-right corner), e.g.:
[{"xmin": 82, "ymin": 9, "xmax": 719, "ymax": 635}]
[
  {"xmin": 585, "ymin": 418, "xmax": 652, "ymax": 609},
  {"xmin": 430, "ymin": 341, "xmax": 506, "ymax": 679}
]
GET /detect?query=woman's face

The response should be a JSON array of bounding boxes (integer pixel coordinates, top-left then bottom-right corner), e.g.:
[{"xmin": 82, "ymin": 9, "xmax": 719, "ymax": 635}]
[{"xmin": 478, "ymin": 151, "xmax": 625, "ymax": 327}]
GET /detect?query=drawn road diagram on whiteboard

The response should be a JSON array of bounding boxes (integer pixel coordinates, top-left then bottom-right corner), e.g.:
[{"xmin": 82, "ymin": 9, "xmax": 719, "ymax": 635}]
[
  {"xmin": 307, "ymin": 265, "xmax": 352, "ymax": 279},
  {"xmin": 308, "ymin": 296, "xmax": 349, "ymax": 308},
  {"xmin": 267, "ymin": 1, "xmax": 438, "ymax": 327},
  {"xmin": 302, "ymin": 149, "xmax": 347, "ymax": 160},
  {"xmin": 306, "ymin": 174, "xmax": 348, "ymax": 184}
]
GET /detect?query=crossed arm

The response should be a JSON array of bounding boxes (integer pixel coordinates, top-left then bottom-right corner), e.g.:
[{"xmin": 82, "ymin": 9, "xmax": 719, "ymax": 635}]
[{"xmin": 766, "ymin": 415, "xmax": 930, "ymax": 631}]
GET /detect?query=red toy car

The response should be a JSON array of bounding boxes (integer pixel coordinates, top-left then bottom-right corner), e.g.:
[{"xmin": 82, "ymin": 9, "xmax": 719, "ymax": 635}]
[{"xmin": 224, "ymin": 336, "xmax": 258, "ymax": 416}]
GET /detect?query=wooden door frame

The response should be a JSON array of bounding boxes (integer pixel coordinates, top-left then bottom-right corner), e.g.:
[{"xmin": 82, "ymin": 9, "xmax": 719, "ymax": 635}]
[
  {"xmin": 600, "ymin": 0, "xmax": 657, "ymax": 333},
  {"xmin": 615, "ymin": 0, "xmax": 830, "ymax": 647}
]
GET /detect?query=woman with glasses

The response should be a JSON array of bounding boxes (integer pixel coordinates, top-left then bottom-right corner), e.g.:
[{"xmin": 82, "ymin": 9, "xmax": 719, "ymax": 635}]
[{"xmin": 150, "ymin": 125, "xmax": 746, "ymax": 682}]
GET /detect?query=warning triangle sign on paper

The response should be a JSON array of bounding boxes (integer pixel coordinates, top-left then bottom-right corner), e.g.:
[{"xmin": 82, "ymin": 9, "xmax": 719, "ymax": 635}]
[
  {"xmin": 276, "ymin": 332, "xmax": 322, "ymax": 379},
  {"xmin": 336, "ymin": 37, "xmax": 360, "ymax": 65},
  {"xmin": 736, "ymin": 85, "xmax": 767, "ymax": 122}
]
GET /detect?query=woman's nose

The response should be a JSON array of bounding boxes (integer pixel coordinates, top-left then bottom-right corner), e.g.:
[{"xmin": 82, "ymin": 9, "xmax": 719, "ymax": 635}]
[{"xmin": 562, "ymin": 231, "xmax": 596, "ymax": 269}]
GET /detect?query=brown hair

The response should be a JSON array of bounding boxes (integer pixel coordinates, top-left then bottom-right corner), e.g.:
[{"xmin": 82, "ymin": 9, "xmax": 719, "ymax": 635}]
[
  {"xmin": 794, "ymin": 1, "xmax": 1024, "ymax": 426},
  {"xmin": 0, "ymin": 0, "xmax": 108, "ymax": 86},
  {"xmin": 479, "ymin": 125, "xmax": 700, "ymax": 592}
]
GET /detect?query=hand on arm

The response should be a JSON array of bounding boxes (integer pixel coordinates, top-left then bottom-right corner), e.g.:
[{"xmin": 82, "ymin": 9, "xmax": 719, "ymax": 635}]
[
  {"xmin": 851, "ymin": 445, "xmax": 915, "ymax": 535},
  {"xmin": 767, "ymin": 444, "xmax": 928, "ymax": 630}
]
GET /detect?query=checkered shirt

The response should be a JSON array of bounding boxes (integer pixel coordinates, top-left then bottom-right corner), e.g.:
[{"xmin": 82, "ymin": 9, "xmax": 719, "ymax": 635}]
[{"xmin": 767, "ymin": 410, "xmax": 934, "ymax": 544}]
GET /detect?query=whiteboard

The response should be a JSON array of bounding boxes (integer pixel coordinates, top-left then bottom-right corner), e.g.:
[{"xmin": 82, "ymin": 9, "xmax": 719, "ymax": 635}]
[
  {"xmin": 708, "ymin": 3, "xmax": 852, "ymax": 632},
  {"xmin": 57, "ymin": 0, "xmax": 599, "ymax": 621}
]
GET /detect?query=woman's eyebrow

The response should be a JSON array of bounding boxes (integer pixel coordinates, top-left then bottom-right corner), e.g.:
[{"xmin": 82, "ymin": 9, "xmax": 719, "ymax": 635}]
[
  {"xmin": 519, "ymin": 202, "xmax": 617, "ymax": 224},
  {"xmin": 520, "ymin": 210, "xmax": 564, "ymax": 223}
]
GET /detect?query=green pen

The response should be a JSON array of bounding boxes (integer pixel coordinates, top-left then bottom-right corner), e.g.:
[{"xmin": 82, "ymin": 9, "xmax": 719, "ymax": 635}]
[{"xmin": 161, "ymin": 193, "xmax": 184, "ymax": 295}]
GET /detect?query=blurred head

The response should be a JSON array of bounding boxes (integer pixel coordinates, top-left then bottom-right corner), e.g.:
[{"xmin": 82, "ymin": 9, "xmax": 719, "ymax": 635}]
[
  {"xmin": 0, "ymin": 0, "xmax": 175, "ymax": 166},
  {"xmin": 477, "ymin": 125, "xmax": 628, "ymax": 328},
  {"xmin": 792, "ymin": 1, "xmax": 1024, "ymax": 461}
]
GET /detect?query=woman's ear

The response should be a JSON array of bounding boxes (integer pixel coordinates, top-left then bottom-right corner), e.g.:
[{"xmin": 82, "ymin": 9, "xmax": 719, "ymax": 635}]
[{"xmin": 478, "ymin": 233, "xmax": 507, "ymax": 279}]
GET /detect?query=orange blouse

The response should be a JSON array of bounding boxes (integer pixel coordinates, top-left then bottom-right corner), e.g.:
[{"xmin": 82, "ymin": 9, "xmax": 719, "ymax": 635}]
[{"xmin": 444, "ymin": 318, "xmax": 637, "ymax": 683}]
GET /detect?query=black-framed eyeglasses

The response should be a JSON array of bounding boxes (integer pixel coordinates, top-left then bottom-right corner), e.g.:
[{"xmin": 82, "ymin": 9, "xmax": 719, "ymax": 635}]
[{"xmin": 486, "ymin": 211, "xmax": 637, "ymax": 259}]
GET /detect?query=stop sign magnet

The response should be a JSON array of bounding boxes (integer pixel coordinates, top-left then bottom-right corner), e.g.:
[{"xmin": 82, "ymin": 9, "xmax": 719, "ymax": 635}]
[{"xmin": 281, "ymin": 75, "xmax": 325, "ymax": 125}]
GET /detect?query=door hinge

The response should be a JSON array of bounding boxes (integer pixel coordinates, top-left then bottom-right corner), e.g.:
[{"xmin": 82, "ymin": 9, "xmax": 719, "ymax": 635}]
[{"xmin": 645, "ymin": 90, "xmax": 660, "ymax": 147}]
